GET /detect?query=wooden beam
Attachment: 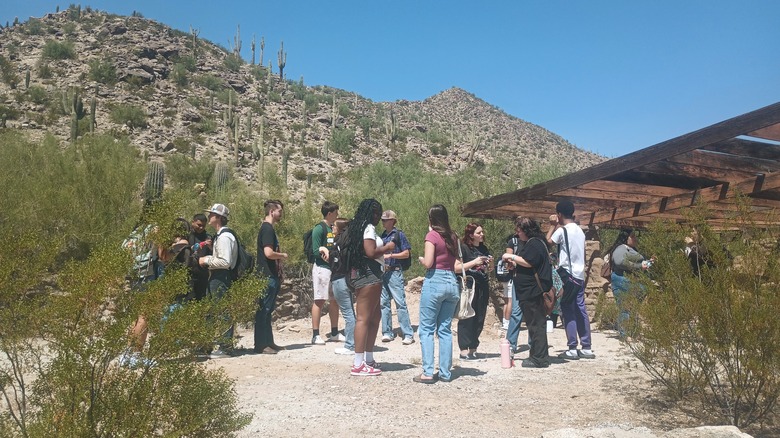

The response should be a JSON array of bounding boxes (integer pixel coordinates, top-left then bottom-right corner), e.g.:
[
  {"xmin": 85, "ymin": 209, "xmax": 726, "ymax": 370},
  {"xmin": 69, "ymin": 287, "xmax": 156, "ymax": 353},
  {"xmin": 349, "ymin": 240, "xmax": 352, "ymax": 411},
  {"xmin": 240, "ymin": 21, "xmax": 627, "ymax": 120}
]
[
  {"xmin": 702, "ymin": 138, "xmax": 780, "ymax": 161},
  {"xmin": 666, "ymin": 149, "xmax": 780, "ymax": 173},
  {"xmin": 749, "ymin": 122, "xmax": 780, "ymax": 142},
  {"xmin": 587, "ymin": 172, "xmax": 780, "ymax": 225},
  {"xmin": 639, "ymin": 160, "xmax": 758, "ymax": 182},
  {"xmin": 576, "ymin": 180, "xmax": 691, "ymax": 197},
  {"xmin": 461, "ymin": 102, "xmax": 780, "ymax": 216}
]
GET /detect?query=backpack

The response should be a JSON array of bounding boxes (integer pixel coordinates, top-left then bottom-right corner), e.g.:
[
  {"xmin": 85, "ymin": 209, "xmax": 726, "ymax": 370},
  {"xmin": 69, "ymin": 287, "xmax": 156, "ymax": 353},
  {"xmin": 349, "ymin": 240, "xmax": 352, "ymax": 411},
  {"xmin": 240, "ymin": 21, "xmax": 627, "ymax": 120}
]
[
  {"xmin": 391, "ymin": 229, "xmax": 412, "ymax": 271},
  {"xmin": 329, "ymin": 242, "xmax": 350, "ymax": 277},
  {"xmin": 122, "ymin": 224, "xmax": 159, "ymax": 281},
  {"xmin": 217, "ymin": 228, "xmax": 254, "ymax": 281},
  {"xmin": 495, "ymin": 236, "xmax": 520, "ymax": 282},
  {"xmin": 303, "ymin": 222, "xmax": 327, "ymax": 264}
]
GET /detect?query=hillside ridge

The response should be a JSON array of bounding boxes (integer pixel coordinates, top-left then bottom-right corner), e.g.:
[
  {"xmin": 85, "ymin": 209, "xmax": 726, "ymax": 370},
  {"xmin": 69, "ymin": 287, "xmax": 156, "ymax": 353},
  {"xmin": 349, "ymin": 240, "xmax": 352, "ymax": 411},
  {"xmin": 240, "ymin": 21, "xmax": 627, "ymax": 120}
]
[{"xmin": 0, "ymin": 7, "xmax": 605, "ymax": 194}]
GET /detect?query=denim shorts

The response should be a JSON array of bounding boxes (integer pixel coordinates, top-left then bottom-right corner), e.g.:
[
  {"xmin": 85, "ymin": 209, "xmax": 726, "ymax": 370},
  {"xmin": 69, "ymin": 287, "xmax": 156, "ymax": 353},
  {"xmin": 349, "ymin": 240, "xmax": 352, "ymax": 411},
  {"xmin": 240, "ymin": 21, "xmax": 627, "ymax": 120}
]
[{"xmin": 350, "ymin": 261, "xmax": 383, "ymax": 290}]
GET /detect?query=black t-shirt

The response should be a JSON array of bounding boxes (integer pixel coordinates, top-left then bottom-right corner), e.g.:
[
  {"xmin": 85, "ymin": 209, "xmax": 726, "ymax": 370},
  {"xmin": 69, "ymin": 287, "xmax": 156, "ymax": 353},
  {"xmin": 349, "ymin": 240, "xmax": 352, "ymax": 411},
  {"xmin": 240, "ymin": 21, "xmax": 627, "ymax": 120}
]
[
  {"xmin": 189, "ymin": 230, "xmax": 211, "ymax": 277},
  {"xmin": 256, "ymin": 222, "xmax": 279, "ymax": 278},
  {"xmin": 514, "ymin": 238, "xmax": 552, "ymax": 302},
  {"xmin": 461, "ymin": 243, "xmax": 491, "ymax": 284}
]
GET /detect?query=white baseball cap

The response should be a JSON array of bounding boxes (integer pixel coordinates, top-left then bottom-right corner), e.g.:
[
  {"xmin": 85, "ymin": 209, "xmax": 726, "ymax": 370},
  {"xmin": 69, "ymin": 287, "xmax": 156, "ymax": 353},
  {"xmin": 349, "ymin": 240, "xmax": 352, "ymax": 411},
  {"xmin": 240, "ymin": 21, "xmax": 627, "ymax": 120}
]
[{"xmin": 205, "ymin": 203, "xmax": 230, "ymax": 218}]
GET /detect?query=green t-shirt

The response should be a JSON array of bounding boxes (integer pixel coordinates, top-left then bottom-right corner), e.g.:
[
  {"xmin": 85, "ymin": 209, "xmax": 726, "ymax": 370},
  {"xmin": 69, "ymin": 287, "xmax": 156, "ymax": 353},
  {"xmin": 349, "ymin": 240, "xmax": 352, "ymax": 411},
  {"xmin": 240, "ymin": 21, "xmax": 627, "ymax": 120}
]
[{"xmin": 312, "ymin": 221, "xmax": 335, "ymax": 268}]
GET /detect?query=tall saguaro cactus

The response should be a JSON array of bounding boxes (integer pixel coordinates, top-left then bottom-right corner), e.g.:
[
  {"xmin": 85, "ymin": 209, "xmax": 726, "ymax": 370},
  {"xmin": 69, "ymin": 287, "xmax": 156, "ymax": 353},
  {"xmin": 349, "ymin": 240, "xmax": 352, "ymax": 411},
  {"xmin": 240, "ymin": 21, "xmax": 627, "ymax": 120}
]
[
  {"xmin": 281, "ymin": 146, "xmax": 289, "ymax": 188},
  {"xmin": 259, "ymin": 36, "xmax": 265, "ymax": 67},
  {"xmin": 250, "ymin": 34, "xmax": 256, "ymax": 65},
  {"xmin": 385, "ymin": 111, "xmax": 398, "ymax": 146},
  {"xmin": 277, "ymin": 41, "xmax": 286, "ymax": 80},
  {"xmin": 144, "ymin": 161, "xmax": 165, "ymax": 203},
  {"xmin": 223, "ymin": 91, "xmax": 240, "ymax": 163},
  {"xmin": 213, "ymin": 161, "xmax": 230, "ymax": 199}
]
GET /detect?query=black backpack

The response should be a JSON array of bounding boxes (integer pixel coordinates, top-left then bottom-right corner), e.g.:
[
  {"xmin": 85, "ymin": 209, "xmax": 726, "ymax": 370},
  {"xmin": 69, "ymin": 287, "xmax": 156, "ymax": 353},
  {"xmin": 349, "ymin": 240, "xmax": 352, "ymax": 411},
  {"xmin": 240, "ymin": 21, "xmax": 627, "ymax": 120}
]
[
  {"xmin": 217, "ymin": 228, "xmax": 254, "ymax": 281},
  {"xmin": 391, "ymin": 229, "xmax": 412, "ymax": 271},
  {"xmin": 495, "ymin": 236, "xmax": 520, "ymax": 282},
  {"xmin": 329, "ymin": 241, "xmax": 350, "ymax": 277},
  {"xmin": 303, "ymin": 222, "xmax": 327, "ymax": 264}
]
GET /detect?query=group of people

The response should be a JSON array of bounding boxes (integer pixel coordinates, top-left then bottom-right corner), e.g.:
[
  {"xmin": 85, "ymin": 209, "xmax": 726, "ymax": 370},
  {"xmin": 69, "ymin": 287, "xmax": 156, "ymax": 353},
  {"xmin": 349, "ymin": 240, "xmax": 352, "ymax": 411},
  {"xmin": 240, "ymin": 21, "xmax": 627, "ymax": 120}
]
[{"xmin": 123, "ymin": 197, "xmax": 620, "ymax": 379}]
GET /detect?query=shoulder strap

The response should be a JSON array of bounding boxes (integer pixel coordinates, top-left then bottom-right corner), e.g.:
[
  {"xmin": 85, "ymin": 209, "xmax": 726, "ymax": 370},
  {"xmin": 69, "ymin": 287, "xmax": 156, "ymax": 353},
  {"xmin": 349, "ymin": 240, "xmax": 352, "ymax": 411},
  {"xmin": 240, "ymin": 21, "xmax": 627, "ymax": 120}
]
[{"xmin": 561, "ymin": 226, "xmax": 573, "ymax": 272}]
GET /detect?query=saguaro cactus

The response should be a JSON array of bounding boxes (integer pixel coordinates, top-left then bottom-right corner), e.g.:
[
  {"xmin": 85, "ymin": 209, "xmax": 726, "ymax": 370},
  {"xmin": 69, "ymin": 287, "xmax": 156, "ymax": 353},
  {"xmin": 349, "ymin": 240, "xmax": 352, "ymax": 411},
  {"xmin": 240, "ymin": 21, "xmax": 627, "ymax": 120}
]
[
  {"xmin": 385, "ymin": 111, "xmax": 398, "ymax": 146},
  {"xmin": 213, "ymin": 161, "xmax": 230, "ymax": 198},
  {"xmin": 89, "ymin": 96, "xmax": 96, "ymax": 133},
  {"xmin": 144, "ymin": 161, "xmax": 165, "ymax": 203},
  {"xmin": 277, "ymin": 41, "xmax": 286, "ymax": 80},
  {"xmin": 281, "ymin": 147, "xmax": 289, "ymax": 188},
  {"xmin": 250, "ymin": 34, "xmax": 256, "ymax": 65},
  {"xmin": 259, "ymin": 36, "xmax": 265, "ymax": 67}
]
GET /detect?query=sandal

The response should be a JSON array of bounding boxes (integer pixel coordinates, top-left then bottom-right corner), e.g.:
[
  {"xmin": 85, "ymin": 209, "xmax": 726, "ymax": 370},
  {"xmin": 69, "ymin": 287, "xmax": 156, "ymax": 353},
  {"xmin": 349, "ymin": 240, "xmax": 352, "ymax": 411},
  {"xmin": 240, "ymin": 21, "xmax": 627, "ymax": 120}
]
[{"xmin": 412, "ymin": 374, "xmax": 436, "ymax": 384}]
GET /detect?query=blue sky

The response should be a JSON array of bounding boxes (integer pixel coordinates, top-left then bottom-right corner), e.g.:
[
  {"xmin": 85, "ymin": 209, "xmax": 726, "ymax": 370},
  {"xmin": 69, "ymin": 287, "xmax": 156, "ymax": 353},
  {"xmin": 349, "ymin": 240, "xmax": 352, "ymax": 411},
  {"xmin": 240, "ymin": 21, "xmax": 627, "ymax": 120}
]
[{"xmin": 4, "ymin": 1, "xmax": 779, "ymax": 157}]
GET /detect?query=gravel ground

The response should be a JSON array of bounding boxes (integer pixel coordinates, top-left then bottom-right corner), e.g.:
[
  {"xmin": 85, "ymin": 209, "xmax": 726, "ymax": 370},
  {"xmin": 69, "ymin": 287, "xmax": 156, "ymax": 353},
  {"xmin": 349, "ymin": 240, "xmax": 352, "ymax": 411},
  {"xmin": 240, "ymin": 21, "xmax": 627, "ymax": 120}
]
[{"xmin": 206, "ymin": 291, "xmax": 715, "ymax": 437}]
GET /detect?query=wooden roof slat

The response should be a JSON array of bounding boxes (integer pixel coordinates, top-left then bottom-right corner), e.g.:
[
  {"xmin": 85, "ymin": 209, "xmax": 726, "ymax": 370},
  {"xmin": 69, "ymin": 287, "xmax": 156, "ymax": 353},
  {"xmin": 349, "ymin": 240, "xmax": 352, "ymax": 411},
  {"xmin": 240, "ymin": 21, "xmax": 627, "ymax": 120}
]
[
  {"xmin": 748, "ymin": 122, "xmax": 780, "ymax": 142},
  {"xmin": 666, "ymin": 149, "xmax": 780, "ymax": 173},
  {"xmin": 576, "ymin": 180, "xmax": 691, "ymax": 197},
  {"xmin": 702, "ymin": 138, "xmax": 780, "ymax": 161},
  {"xmin": 462, "ymin": 101, "xmax": 780, "ymax": 216},
  {"xmin": 637, "ymin": 160, "xmax": 759, "ymax": 183}
]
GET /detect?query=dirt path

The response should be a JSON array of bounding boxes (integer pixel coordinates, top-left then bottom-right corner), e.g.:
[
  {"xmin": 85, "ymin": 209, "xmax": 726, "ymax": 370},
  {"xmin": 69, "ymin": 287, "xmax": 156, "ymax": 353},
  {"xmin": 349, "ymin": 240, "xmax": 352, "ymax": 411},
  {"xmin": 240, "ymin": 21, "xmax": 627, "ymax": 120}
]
[{"xmin": 207, "ymin": 290, "xmax": 703, "ymax": 437}]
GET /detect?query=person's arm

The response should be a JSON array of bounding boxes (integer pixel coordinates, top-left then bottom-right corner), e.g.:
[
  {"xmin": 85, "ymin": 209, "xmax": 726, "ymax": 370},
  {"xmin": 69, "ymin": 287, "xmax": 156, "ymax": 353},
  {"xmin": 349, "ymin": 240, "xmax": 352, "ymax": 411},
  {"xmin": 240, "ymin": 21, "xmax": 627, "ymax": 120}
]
[
  {"xmin": 546, "ymin": 215, "xmax": 561, "ymax": 246},
  {"xmin": 364, "ymin": 237, "xmax": 394, "ymax": 258},
  {"xmin": 318, "ymin": 246, "xmax": 330, "ymax": 261},
  {"xmin": 502, "ymin": 252, "xmax": 532, "ymax": 268},
  {"xmin": 200, "ymin": 234, "xmax": 235, "ymax": 269},
  {"xmin": 264, "ymin": 245, "xmax": 288, "ymax": 260},
  {"xmin": 456, "ymin": 244, "xmax": 488, "ymax": 271},
  {"xmin": 311, "ymin": 222, "xmax": 326, "ymax": 259},
  {"xmin": 419, "ymin": 240, "xmax": 436, "ymax": 269}
]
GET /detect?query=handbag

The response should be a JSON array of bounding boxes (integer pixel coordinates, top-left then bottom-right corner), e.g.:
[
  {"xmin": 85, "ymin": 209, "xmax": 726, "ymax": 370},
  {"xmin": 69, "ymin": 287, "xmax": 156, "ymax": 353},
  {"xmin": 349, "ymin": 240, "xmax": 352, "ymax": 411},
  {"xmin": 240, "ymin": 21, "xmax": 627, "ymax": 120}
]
[
  {"xmin": 529, "ymin": 238, "xmax": 556, "ymax": 317},
  {"xmin": 454, "ymin": 242, "xmax": 476, "ymax": 320},
  {"xmin": 600, "ymin": 252, "xmax": 612, "ymax": 279}
]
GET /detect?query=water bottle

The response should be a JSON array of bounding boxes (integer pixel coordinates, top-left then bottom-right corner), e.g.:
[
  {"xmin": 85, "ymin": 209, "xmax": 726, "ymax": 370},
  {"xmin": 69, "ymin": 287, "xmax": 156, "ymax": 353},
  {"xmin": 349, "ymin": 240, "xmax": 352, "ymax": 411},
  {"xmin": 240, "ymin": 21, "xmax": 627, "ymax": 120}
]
[
  {"xmin": 546, "ymin": 317, "xmax": 553, "ymax": 333},
  {"xmin": 500, "ymin": 338, "xmax": 513, "ymax": 368}
]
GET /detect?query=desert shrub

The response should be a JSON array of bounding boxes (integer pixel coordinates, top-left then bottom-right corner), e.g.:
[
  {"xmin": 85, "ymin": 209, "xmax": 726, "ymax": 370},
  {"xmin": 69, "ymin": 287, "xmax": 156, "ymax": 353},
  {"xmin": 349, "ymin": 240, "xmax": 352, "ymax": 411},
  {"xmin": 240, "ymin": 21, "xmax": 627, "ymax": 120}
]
[
  {"xmin": 191, "ymin": 116, "xmax": 217, "ymax": 134},
  {"xmin": 88, "ymin": 57, "xmax": 117, "ymax": 84},
  {"xmin": 176, "ymin": 55, "xmax": 197, "ymax": 72},
  {"xmin": 292, "ymin": 168, "xmax": 308, "ymax": 181},
  {"xmin": 628, "ymin": 201, "xmax": 780, "ymax": 429},
  {"xmin": 25, "ymin": 18, "xmax": 45, "ymax": 35},
  {"xmin": 223, "ymin": 54, "xmax": 243, "ymax": 72},
  {"xmin": 268, "ymin": 91, "xmax": 281, "ymax": 103},
  {"xmin": 193, "ymin": 73, "xmax": 224, "ymax": 92},
  {"xmin": 42, "ymin": 39, "xmax": 76, "ymax": 60},
  {"xmin": 338, "ymin": 103, "xmax": 351, "ymax": 118},
  {"xmin": 329, "ymin": 127, "xmax": 355, "ymax": 159},
  {"xmin": 110, "ymin": 104, "xmax": 147, "ymax": 128},
  {"xmin": 0, "ymin": 55, "xmax": 20, "ymax": 89},
  {"xmin": 24, "ymin": 85, "xmax": 48, "ymax": 105},
  {"xmin": 37, "ymin": 61, "xmax": 53, "ymax": 79},
  {"xmin": 171, "ymin": 62, "xmax": 189, "ymax": 87}
]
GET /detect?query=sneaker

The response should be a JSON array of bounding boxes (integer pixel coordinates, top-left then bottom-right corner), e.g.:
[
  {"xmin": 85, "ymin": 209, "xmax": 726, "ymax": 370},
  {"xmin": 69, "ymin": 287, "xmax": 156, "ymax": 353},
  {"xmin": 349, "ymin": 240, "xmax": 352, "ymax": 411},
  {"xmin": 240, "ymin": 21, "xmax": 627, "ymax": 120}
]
[
  {"xmin": 381, "ymin": 335, "xmax": 394, "ymax": 342},
  {"xmin": 366, "ymin": 360, "xmax": 381, "ymax": 370},
  {"xmin": 402, "ymin": 337, "xmax": 415, "ymax": 345},
  {"xmin": 350, "ymin": 361, "xmax": 381, "ymax": 376},
  {"xmin": 558, "ymin": 350, "xmax": 580, "ymax": 360},
  {"xmin": 210, "ymin": 348, "xmax": 233, "ymax": 359},
  {"xmin": 459, "ymin": 353, "xmax": 478, "ymax": 361},
  {"xmin": 578, "ymin": 349, "xmax": 596, "ymax": 359},
  {"xmin": 334, "ymin": 347, "xmax": 354, "ymax": 355},
  {"xmin": 312, "ymin": 335, "xmax": 326, "ymax": 345},
  {"xmin": 501, "ymin": 320, "xmax": 509, "ymax": 331},
  {"xmin": 326, "ymin": 333, "xmax": 346, "ymax": 342},
  {"xmin": 521, "ymin": 358, "xmax": 550, "ymax": 368}
]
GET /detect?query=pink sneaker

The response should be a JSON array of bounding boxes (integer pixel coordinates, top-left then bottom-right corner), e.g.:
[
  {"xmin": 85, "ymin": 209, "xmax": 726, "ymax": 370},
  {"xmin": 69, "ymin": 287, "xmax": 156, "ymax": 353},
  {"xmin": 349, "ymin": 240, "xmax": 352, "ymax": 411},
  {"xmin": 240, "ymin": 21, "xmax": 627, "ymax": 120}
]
[{"xmin": 350, "ymin": 361, "xmax": 381, "ymax": 376}]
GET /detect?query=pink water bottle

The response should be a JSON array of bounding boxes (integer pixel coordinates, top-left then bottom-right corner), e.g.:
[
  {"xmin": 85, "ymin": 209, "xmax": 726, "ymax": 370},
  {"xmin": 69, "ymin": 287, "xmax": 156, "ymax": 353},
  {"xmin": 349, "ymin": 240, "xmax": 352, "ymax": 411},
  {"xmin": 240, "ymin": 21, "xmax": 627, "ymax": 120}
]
[{"xmin": 500, "ymin": 338, "xmax": 513, "ymax": 368}]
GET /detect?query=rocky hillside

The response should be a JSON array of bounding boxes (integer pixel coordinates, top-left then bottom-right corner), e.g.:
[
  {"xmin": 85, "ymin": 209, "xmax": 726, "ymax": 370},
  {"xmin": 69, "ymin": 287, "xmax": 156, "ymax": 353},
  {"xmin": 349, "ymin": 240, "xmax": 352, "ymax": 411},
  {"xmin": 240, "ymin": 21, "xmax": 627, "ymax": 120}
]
[{"xmin": 0, "ymin": 6, "xmax": 604, "ymax": 193}]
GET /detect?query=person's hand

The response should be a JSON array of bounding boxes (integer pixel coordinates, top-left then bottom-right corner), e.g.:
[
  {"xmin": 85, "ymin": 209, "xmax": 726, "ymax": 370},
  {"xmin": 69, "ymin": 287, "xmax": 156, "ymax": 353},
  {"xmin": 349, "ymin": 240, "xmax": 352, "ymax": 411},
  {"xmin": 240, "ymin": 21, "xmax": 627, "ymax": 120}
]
[
  {"xmin": 383, "ymin": 253, "xmax": 394, "ymax": 260},
  {"xmin": 281, "ymin": 252, "xmax": 289, "ymax": 260},
  {"xmin": 549, "ymin": 214, "xmax": 558, "ymax": 225},
  {"xmin": 198, "ymin": 256, "xmax": 208, "ymax": 267},
  {"xmin": 418, "ymin": 256, "xmax": 425, "ymax": 264}
]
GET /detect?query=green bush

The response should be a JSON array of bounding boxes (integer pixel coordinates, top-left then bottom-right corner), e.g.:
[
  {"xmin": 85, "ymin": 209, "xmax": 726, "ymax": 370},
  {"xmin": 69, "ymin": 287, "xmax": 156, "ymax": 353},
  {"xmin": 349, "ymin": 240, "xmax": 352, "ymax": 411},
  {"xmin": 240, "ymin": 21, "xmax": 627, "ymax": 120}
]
[
  {"xmin": 88, "ymin": 57, "xmax": 117, "ymax": 84},
  {"xmin": 42, "ymin": 39, "xmax": 76, "ymax": 60},
  {"xmin": 223, "ymin": 54, "xmax": 243, "ymax": 72},
  {"xmin": 329, "ymin": 127, "xmax": 355, "ymax": 159},
  {"xmin": 171, "ymin": 63, "xmax": 189, "ymax": 87},
  {"xmin": 25, "ymin": 85, "xmax": 48, "ymax": 105},
  {"xmin": 110, "ymin": 104, "xmax": 147, "ymax": 129},
  {"xmin": 628, "ymin": 202, "xmax": 780, "ymax": 429},
  {"xmin": 0, "ymin": 55, "xmax": 20, "ymax": 89},
  {"xmin": 193, "ymin": 73, "xmax": 224, "ymax": 92}
]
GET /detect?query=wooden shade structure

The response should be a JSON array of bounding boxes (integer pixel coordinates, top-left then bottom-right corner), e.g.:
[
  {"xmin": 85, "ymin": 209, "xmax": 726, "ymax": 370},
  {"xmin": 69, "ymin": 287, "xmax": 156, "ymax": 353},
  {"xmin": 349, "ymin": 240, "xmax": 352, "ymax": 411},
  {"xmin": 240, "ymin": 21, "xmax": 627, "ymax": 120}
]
[{"xmin": 461, "ymin": 102, "xmax": 780, "ymax": 229}]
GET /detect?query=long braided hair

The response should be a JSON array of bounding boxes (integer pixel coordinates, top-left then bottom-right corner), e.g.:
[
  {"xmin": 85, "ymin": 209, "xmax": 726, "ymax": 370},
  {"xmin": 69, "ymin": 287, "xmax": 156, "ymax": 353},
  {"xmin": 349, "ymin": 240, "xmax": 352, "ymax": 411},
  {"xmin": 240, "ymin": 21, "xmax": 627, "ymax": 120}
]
[
  {"xmin": 342, "ymin": 198, "xmax": 382, "ymax": 271},
  {"xmin": 428, "ymin": 204, "xmax": 458, "ymax": 257}
]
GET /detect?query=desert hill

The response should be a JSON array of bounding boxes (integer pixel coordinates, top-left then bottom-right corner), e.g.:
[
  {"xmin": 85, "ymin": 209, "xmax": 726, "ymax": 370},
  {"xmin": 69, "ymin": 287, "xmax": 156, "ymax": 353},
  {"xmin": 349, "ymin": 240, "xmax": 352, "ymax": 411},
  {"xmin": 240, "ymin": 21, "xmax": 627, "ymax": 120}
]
[{"xmin": 0, "ymin": 6, "xmax": 604, "ymax": 193}]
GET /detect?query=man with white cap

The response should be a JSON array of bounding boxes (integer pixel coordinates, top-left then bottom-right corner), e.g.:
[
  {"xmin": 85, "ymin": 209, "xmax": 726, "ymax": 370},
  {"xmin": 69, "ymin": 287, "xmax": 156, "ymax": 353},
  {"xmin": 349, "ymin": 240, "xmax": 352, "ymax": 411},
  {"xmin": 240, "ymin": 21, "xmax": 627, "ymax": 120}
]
[
  {"xmin": 199, "ymin": 203, "xmax": 238, "ymax": 358},
  {"xmin": 379, "ymin": 210, "xmax": 414, "ymax": 344}
]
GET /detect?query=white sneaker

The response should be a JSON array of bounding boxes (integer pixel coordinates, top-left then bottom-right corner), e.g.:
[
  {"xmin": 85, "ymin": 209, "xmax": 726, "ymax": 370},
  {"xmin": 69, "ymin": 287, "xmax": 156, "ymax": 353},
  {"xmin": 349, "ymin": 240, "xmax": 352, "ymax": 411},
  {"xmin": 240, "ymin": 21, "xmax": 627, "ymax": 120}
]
[
  {"xmin": 326, "ymin": 333, "xmax": 346, "ymax": 342},
  {"xmin": 334, "ymin": 347, "xmax": 354, "ymax": 355},
  {"xmin": 312, "ymin": 335, "xmax": 326, "ymax": 345},
  {"xmin": 210, "ymin": 348, "xmax": 232, "ymax": 359},
  {"xmin": 402, "ymin": 337, "xmax": 415, "ymax": 345},
  {"xmin": 381, "ymin": 335, "xmax": 394, "ymax": 342},
  {"xmin": 502, "ymin": 320, "xmax": 509, "ymax": 331},
  {"xmin": 118, "ymin": 351, "xmax": 140, "ymax": 368}
]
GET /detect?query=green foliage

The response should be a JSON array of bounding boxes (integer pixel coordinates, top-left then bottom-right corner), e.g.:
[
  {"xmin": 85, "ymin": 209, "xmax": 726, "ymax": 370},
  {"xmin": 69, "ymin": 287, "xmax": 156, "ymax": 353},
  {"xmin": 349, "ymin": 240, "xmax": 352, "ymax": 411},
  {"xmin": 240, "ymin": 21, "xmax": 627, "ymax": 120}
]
[
  {"xmin": 223, "ymin": 54, "xmax": 243, "ymax": 72},
  {"xmin": 171, "ymin": 62, "xmax": 189, "ymax": 87},
  {"xmin": 37, "ymin": 61, "xmax": 53, "ymax": 79},
  {"xmin": 0, "ymin": 55, "xmax": 20, "ymax": 89},
  {"xmin": 176, "ymin": 55, "xmax": 198, "ymax": 72},
  {"xmin": 628, "ymin": 201, "xmax": 780, "ymax": 429},
  {"xmin": 165, "ymin": 154, "xmax": 215, "ymax": 191},
  {"xmin": 144, "ymin": 161, "xmax": 165, "ymax": 203},
  {"xmin": 329, "ymin": 127, "xmax": 355, "ymax": 159},
  {"xmin": 110, "ymin": 104, "xmax": 148, "ymax": 129},
  {"xmin": 212, "ymin": 161, "xmax": 231, "ymax": 198},
  {"xmin": 193, "ymin": 73, "xmax": 225, "ymax": 92},
  {"xmin": 42, "ymin": 39, "xmax": 76, "ymax": 60},
  {"xmin": 88, "ymin": 57, "xmax": 117, "ymax": 84},
  {"xmin": 191, "ymin": 116, "xmax": 217, "ymax": 134},
  {"xmin": 23, "ymin": 85, "xmax": 47, "ymax": 105},
  {"xmin": 25, "ymin": 18, "xmax": 45, "ymax": 35}
]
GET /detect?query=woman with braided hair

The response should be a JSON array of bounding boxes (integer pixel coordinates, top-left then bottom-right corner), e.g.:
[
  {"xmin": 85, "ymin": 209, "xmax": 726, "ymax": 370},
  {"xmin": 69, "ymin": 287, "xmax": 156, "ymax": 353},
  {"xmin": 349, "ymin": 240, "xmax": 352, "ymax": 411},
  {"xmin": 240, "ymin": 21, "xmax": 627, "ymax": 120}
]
[{"xmin": 341, "ymin": 199, "xmax": 395, "ymax": 376}]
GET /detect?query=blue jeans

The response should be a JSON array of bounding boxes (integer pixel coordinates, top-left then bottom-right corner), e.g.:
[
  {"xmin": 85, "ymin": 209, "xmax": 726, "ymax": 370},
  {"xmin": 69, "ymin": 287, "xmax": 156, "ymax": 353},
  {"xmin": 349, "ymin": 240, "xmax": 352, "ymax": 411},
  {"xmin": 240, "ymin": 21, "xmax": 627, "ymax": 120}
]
[
  {"xmin": 254, "ymin": 276, "xmax": 280, "ymax": 351},
  {"xmin": 331, "ymin": 277, "xmax": 355, "ymax": 350},
  {"xmin": 505, "ymin": 282, "xmax": 527, "ymax": 351},
  {"xmin": 208, "ymin": 270, "xmax": 233, "ymax": 348},
  {"xmin": 381, "ymin": 269, "xmax": 413, "ymax": 339},
  {"xmin": 611, "ymin": 272, "xmax": 644, "ymax": 338},
  {"xmin": 419, "ymin": 269, "xmax": 459, "ymax": 380}
]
